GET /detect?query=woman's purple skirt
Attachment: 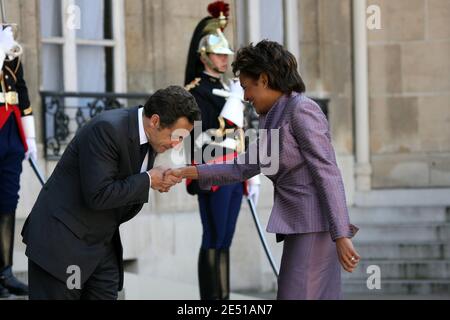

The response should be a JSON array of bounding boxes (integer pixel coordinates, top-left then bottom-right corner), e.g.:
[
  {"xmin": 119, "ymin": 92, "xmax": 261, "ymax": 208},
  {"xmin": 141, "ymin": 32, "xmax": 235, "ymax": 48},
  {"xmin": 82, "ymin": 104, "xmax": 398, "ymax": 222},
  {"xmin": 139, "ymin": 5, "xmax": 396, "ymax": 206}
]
[{"xmin": 277, "ymin": 232, "xmax": 342, "ymax": 300}]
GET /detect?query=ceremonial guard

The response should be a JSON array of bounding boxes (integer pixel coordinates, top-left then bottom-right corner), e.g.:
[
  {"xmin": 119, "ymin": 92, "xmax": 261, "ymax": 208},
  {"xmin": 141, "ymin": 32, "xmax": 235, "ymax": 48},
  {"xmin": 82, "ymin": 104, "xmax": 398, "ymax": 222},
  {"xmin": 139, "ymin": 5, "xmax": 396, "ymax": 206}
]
[
  {"xmin": 0, "ymin": 17, "xmax": 36, "ymax": 297},
  {"xmin": 184, "ymin": 1, "xmax": 260, "ymax": 300}
]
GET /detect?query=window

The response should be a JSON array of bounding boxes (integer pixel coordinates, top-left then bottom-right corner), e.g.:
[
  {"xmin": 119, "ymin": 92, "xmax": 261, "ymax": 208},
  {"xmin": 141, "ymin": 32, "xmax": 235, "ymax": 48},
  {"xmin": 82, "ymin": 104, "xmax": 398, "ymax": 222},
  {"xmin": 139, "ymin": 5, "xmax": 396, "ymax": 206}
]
[
  {"xmin": 40, "ymin": 0, "xmax": 126, "ymax": 93},
  {"xmin": 235, "ymin": 0, "xmax": 283, "ymax": 46},
  {"xmin": 235, "ymin": 0, "xmax": 299, "ymax": 61},
  {"xmin": 260, "ymin": 0, "xmax": 284, "ymax": 43}
]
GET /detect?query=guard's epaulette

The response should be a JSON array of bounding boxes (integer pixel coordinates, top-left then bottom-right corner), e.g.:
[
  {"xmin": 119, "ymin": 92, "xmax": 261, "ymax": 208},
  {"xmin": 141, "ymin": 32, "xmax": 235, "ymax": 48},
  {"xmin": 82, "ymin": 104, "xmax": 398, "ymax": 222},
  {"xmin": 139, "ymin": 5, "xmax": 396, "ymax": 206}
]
[{"xmin": 184, "ymin": 77, "xmax": 201, "ymax": 91}]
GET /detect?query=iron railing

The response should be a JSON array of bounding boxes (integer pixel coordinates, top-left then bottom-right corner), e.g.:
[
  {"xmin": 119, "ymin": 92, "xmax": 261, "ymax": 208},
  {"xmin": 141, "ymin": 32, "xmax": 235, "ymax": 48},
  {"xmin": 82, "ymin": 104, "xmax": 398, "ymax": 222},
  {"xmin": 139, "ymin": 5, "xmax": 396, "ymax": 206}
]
[
  {"xmin": 41, "ymin": 91, "xmax": 151, "ymax": 160},
  {"xmin": 41, "ymin": 91, "xmax": 329, "ymax": 161}
]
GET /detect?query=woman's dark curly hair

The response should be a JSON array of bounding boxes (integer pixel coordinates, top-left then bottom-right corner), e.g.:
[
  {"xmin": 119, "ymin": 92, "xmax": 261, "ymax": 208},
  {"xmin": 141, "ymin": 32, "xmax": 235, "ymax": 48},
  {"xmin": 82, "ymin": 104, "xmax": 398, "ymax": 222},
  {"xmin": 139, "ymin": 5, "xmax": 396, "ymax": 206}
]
[{"xmin": 232, "ymin": 40, "xmax": 305, "ymax": 94}]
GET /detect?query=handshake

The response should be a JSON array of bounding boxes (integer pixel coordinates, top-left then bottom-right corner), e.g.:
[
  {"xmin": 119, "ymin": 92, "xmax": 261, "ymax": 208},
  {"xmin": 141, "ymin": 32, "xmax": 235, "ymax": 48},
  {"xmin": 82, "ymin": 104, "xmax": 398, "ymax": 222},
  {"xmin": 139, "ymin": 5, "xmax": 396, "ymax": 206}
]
[{"xmin": 147, "ymin": 166, "xmax": 186, "ymax": 193}]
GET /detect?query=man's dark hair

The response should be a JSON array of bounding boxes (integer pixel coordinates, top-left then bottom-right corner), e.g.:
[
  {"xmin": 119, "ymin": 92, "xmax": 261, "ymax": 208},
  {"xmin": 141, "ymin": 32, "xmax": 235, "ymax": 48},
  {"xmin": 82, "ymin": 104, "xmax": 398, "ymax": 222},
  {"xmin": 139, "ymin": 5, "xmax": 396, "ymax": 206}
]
[
  {"xmin": 144, "ymin": 85, "xmax": 201, "ymax": 128},
  {"xmin": 232, "ymin": 40, "xmax": 306, "ymax": 94}
]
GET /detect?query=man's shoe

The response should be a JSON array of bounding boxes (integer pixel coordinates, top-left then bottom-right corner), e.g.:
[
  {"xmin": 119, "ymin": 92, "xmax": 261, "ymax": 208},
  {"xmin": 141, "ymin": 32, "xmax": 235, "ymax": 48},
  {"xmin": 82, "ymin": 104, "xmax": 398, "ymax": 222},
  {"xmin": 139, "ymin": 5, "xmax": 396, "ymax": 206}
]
[
  {"xmin": 0, "ymin": 283, "xmax": 10, "ymax": 298},
  {"xmin": 0, "ymin": 267, "xmax": 28, "ymax": 296}
]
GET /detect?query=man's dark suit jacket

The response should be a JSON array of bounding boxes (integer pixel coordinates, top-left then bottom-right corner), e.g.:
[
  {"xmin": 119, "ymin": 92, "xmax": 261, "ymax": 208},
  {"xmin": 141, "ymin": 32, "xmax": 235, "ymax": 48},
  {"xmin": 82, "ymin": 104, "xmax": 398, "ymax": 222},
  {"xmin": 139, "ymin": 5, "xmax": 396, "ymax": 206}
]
[{"xmin": 22, "ymin": 107, "xmax": 151, "ymax": 290}]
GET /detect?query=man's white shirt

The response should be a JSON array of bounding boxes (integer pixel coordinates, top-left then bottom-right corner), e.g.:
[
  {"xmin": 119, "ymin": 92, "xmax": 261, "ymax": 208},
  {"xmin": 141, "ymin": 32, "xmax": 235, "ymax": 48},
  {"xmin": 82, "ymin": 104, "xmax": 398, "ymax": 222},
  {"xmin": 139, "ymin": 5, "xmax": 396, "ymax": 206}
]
[{"xmin": 138, "ymin": 107, "xmax": 152, "ymax": 190}]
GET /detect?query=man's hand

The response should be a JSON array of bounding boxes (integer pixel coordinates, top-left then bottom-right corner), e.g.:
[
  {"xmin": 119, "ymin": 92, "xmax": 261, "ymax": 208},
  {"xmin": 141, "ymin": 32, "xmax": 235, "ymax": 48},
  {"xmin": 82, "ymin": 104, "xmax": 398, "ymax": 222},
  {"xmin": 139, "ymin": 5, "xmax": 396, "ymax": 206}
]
[
  {"xmin": 148, "ymin": 166, "xmax": 182, "ymax": 193},
  {"xmin": 165, "ymin": 167, "xmax": 199, "ymax": 180},
  {"xmin": 165, "ymin": 168, "xmax": 184, "ymax": 179},
  {"xmin": 162, "ymin": 169, "xmax": 183, "ymax": 192}
]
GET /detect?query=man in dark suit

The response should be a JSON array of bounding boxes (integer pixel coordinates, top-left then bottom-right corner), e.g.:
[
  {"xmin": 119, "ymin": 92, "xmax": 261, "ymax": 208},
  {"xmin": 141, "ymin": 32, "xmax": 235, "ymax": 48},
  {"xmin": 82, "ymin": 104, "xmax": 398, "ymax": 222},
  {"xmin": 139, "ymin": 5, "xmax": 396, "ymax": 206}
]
[{"xmin": 21, "ymin": 85, "xmax": 201, "ymax": 300}]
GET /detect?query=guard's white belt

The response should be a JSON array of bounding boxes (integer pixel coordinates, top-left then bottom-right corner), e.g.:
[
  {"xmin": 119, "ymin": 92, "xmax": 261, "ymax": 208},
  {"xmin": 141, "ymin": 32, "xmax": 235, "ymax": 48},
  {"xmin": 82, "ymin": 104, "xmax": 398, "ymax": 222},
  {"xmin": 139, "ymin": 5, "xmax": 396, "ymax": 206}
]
[{"xmin": 0, "ymin": 92, "xmax": 19, "ymax": 104}]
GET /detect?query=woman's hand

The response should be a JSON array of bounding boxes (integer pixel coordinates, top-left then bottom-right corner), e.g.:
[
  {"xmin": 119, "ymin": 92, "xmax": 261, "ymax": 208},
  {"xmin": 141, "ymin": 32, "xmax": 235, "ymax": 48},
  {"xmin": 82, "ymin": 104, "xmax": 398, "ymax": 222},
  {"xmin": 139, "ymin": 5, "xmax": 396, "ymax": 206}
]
[{"xmin": 336, "ymin": 237, "xmax": 360, "ymax": 273}]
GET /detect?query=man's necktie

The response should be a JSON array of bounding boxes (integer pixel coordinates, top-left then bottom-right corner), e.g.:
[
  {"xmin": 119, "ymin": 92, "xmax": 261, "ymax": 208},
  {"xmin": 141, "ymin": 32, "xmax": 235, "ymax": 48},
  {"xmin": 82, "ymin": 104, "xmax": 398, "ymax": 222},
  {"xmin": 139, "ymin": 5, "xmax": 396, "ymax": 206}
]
[
  {"xmin": 147, "ymin": 150, "xmax": 156, "ymax": 170},
  {"xmin": 140, "ymin": 143, "xmax": 149, "ymax": 166}
]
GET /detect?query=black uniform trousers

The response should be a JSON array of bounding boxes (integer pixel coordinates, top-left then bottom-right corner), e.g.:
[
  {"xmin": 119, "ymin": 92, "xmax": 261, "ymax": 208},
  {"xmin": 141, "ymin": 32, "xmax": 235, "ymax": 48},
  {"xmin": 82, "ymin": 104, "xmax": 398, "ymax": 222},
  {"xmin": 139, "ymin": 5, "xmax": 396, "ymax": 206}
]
[{"xmin": 0, "ymin": 115, "xmax": 25, "ymax": 213}]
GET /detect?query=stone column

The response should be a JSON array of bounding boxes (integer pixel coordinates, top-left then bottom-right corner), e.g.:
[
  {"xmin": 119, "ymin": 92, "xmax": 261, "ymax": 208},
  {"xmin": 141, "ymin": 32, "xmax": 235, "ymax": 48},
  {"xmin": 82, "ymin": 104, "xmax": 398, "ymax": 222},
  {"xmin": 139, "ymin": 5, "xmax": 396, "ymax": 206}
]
[
  {"xmin": 247, "ymin": 0, "xmax": 260, "ymax": 43},
  {"xmin": 353, "ymin": 0, "xmax": 372, "ymax": 191},
  {"xmin": 283, "ymin": 0, "xmax": 300, "ymax": 63}
]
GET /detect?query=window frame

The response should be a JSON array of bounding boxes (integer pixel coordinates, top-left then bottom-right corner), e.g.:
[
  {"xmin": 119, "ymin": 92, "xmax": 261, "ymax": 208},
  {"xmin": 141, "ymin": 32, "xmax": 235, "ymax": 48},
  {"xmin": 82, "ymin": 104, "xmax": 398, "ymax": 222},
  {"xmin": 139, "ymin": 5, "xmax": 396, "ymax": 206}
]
[
  {"xmin": 40, "ymin": 0, "xmax": 127, "ymax": 93},
  {"xmin": 235, "ymin": 0, "xmax": 299, "ymax": 62}
]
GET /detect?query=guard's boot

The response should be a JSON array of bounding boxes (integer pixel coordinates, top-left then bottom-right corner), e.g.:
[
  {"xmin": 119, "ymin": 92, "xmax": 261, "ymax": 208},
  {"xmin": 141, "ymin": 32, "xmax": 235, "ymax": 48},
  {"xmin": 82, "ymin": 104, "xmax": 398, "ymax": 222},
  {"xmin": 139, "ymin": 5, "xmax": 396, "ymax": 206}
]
[
  {"xmin": 218, "ymin": 249, "xmax": 230, "ymax": 300},
  {"xmin": 0, "ymin": 283, "xmax": 10, "ymax": 298},
  {"xmin": 0, "ymin": 212, "xmax": 29, "ymax": 296},
  {"xmin": 198, "ymin": 248, "xmax": 220, "ymax": 300}
]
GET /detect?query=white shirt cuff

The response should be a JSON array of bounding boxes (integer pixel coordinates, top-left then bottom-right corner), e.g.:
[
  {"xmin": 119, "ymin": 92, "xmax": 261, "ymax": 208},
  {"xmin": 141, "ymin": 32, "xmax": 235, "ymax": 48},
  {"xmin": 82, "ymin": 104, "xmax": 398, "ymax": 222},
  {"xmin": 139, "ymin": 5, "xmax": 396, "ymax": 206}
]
[{"xmin": 146, "ymin": 171, "xmax": 152, "ymax": 197}]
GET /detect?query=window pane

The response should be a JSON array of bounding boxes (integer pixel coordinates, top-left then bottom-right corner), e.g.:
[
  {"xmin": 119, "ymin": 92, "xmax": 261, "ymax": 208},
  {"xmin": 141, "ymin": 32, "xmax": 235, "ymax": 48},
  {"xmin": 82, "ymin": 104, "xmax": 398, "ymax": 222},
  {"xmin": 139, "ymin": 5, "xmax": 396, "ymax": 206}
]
[
  {"xmin": 260, "ymin": 0, "xmax": 284, "ymax": 43},
  {"xmin": 105, "ymin": 47, "xmax": 114, "ymax": 92},
  {"xmin": 40, "ymin": 0, "xmax": 62, "ymax": 38},
  {"xmin": 104, "ymin": 0, "xmax": 113, "ymax": 40},
  {"xmin": 235, "ymin": 0, "xmax": 248, "ymax": 47},
  {"xmin": 77, "ymin": 45, "xmax": 106, "ymax": 92},
  {"xmin": 75, "ymin": 0, "xmax": 112, "ymax": 40},
  {"xmin": 42, "ymin": 44, "xmax": 64, "ymax": 91}
]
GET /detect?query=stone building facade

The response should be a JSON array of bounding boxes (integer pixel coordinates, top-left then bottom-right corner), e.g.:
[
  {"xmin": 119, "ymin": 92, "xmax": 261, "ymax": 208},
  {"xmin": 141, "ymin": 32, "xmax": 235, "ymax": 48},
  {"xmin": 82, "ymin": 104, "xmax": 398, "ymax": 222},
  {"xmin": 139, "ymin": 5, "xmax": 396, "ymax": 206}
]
[{"xmin": 6, "ymin": 0, "xmax": 450, "ymax": 297}]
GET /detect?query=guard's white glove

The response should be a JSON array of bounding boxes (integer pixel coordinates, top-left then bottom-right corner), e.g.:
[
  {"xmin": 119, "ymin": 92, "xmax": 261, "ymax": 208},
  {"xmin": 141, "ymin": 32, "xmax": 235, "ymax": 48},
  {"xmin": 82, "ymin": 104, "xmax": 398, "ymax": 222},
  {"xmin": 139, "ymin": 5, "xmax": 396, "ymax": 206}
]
[
  {"xmin": 194, "ymin": 131, "xmax": 213, "ymax": 149},
  {"xmin": 21, "ymin": 115, "xmax": 38, "ymax": 162},
  {"xmin": 0, "ymin": 26, "xmax": 22, "ymax": 69},
  {"xmin": 228, "ymin": 78, "xmax": 244, "ymax": 100},
  {"xmin": 247, "ymin": 175, "xmax": 261, "ymax": 206},
  {"xmin": 219, "ymin": 79, "xmax": 246, "ymax": 128}
]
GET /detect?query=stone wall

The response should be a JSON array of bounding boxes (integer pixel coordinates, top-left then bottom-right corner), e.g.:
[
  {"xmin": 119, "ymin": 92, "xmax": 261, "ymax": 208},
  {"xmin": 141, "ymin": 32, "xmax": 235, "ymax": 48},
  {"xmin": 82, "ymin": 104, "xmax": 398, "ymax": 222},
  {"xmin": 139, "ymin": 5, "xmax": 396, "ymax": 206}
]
[
  {"xmin": 124, "ymin": 0, "xmax": 236, "ymax": 92},
  {"xmin": 9, "ymin": 0, "xmax": 450, "ymax": 295},
  {"xmin": 298, "ymin": 0, "xmax": 355, "ymax": 201},
  {"xmin": 298, "ymin": 0, "xmax": 450, "ymax": 189},
  {"xmin": 367, "ymin": 0, "xmax": 450, "ymax": 188},
  {"xmin": 298, "ymin": 0, "xmax": 354, "ymax": 156}
]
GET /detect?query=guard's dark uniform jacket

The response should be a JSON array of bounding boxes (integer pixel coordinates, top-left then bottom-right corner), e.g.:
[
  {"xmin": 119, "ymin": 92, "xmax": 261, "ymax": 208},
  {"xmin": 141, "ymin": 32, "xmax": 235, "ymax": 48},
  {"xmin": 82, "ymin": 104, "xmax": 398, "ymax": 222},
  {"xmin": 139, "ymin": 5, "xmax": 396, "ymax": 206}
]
[
  {"xmin": 0, "ymin": 57, "xmax": 32, "ymax": 150},
  {"xmin": 185, "ymin": 72, "xmax": 239, "ymax": 195},
  {"xmin": 0, "ymin": 56, "xmax": 32, "ymax": 217},
  {"xmin": 185, "ymin": 71, "xmax": 245, "ymax": 252},
  {"xmin": 187, "ymin": 72, "xmax": 225, "ymax": 134}
]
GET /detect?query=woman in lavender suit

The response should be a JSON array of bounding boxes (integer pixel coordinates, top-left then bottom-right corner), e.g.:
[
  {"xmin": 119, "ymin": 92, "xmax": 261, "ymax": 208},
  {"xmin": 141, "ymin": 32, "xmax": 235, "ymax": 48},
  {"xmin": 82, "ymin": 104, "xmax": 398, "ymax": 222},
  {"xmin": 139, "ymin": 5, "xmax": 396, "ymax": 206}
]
[{"xmin": 171, "ymin": 40, "xmax": 360, "ymax": 299}]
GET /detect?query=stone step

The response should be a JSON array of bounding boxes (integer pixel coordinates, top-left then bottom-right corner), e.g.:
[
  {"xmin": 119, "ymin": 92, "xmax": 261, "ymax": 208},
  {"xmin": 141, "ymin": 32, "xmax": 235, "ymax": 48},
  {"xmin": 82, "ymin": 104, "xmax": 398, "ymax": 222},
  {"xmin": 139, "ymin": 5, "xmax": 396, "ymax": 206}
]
[
  {"xmin": 123, "ymin": 273, "xmax": 261, "ymax": 300},
  {"xmin": 349, "ymin": 207, "xmax": 449, "ymax": 224},
  {"xmin": 353, "ymin": 241, "xmax": 450, "ymax": 260},
  {"xmin": 343, "ymin": 279, "xmax": 450, "ymax": 295},
  {"xmin": 342, "ymin": 259, "xmax": 450, "ymax": 280},
  {"xmin": 353, "ymin": 223, "xmax": 450, "ymax": 242},
  {"xmin": 0, "ymin": 295, "xmax": 28, "ymax": 300}
]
